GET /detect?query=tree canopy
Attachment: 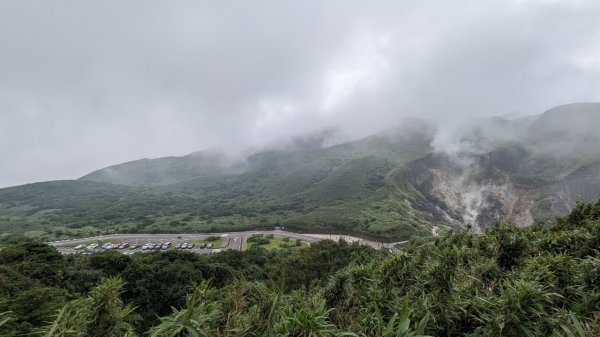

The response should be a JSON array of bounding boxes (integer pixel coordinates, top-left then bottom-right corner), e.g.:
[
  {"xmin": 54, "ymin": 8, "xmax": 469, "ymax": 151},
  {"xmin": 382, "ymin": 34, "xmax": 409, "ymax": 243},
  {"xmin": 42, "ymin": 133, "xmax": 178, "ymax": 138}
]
[{"xmin": 1, "ymin": 200, "xmax": 600, "ymax": 336}]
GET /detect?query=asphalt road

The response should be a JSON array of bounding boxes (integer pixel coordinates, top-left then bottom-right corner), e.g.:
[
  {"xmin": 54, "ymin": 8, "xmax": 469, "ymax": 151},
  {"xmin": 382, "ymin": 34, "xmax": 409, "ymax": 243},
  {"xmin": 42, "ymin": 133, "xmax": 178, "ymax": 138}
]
[{"xmin": 47, "ymin": 230, "xmax": 406, "ymax": 255}]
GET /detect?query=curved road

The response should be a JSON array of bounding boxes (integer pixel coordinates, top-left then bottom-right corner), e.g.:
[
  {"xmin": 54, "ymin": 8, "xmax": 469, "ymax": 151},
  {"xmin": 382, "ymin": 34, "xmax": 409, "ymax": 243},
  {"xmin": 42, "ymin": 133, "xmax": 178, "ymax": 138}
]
[{"xmin": 48, "ymin": 230, "xmax": 406, "ymax": 255}]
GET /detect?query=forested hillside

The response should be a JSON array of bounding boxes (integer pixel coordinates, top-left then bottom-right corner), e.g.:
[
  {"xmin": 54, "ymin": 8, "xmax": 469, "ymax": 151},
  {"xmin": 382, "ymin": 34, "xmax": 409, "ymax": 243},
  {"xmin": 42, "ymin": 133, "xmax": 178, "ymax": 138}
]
[
  {"xmin": 1, "ymin": 200, "xmax": 599, "ymax": 336},
  {"xmin": 1, "ymin": 103, "xmax": 600, "ymax": 242}
]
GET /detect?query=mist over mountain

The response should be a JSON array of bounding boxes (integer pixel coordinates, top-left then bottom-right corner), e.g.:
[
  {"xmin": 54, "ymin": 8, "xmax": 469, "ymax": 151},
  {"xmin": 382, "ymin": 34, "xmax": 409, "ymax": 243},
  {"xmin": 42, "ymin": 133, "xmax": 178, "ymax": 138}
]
[
  {"xmin": 3, "ymin": 0, "xmax": 600, "ymax": 188},
  {"xmin": 80, "ymin": 151, "xmax": 246, "ymax": 187},
  {"xmin": 2, "ymin": 103, "xmax": 599, "ymax": 241},
  {"xmin": 5, "ymin": 2, "xmax": 600, "ymax": 336}
]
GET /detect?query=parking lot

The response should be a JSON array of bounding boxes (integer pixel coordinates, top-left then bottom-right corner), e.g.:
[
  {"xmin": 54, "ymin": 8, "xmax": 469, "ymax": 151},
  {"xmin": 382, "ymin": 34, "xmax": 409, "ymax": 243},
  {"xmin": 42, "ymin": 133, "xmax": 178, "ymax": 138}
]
[
  {"xmin": 48, "ymin": 230, "xmax": 399, "ymax": 255},
  {"xmin": 68, "ymin": 239, "xmax": 221, "ymax": 255},
  {"xmin": 51, "ymin": 233, "xmax": 241, "ymax": 255}
]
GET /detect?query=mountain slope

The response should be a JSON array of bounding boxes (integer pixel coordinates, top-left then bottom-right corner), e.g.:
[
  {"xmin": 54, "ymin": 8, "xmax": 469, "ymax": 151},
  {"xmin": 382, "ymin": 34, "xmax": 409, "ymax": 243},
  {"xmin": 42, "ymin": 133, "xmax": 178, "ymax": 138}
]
[
  {"xmin": 1, "ymin": 103, "xmax": 600, "ymax": 241},
  {"xmin": 80, "ymin": 151, "xmax": 245, "ymax": 186}
]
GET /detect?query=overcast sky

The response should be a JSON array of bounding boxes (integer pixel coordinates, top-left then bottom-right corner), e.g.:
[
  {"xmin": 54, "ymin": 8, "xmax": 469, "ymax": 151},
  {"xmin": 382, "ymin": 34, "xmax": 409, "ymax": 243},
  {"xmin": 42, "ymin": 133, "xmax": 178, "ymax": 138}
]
[{"xmin": 1, "ymin": 0, "xmax": 599, "ymax": 187}]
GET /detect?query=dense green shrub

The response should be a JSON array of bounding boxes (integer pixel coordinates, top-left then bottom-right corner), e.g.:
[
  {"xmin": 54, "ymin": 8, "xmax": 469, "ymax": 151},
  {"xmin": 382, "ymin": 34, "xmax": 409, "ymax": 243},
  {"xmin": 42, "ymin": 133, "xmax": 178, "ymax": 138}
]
[{"xmin": 1, "ymin": 200, "xmax": 600, "ymax": 336}]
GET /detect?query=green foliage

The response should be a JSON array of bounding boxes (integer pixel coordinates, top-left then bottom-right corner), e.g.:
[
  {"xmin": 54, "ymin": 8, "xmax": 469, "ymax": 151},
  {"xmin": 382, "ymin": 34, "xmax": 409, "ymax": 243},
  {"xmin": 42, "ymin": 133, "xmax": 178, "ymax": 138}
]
[
  {"xmin": 0, "ymin": 287, "xmax": 73, "ymax": 335},
  {"xmin": 274, "ymin": 295, "xmax": 337, "ymax": 337},
  {"xmin": 0, "ymin": 311, "xmax": 13, "ymax": 328},
  {"xmin": 2, "ymin": 200, "xmax": 600, "ymax": 336},
  {"xmin": 354, "ymin": 297, "xmax": 430, "ymax": 337},
  {"xmin": 4, "ymin": 110, "xmax": 600, "ymax": 242},
  {"xmin": 0, "ymin": 131, "xmax": 434, "ymax": 242},
  {"xmin": 41, "ymin": 277, "xmax": 136, "ymax": 337},
  {"xmin": 0, "ymin": 239, "xmax": 63, "ymax": 285},
  {"xmin": 148, "ymin": 281, "xmax": 219, "ymax": 337},
  {"xmin": 42, "ymin": 298, "xmax": 90, "ymax": 337},
  {"xmin": 275, "ymin": 240, "xmax": 384, "ymax": 290},
  {"xmin": 247, "ymin": 234, "xmax": 271, "ymax": 246}
]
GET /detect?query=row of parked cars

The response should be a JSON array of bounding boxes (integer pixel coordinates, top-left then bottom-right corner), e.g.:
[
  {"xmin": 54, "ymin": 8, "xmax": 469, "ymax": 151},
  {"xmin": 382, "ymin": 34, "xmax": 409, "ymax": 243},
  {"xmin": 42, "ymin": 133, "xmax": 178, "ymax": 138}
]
[
  {"xmin": 141, "ymin": 242, "xmax": 176, "ymax": 250},
  {"xmin": 72, "ymin": 241, "xmax": 212, "ymax": 253},
  {"xmin": 74, "ymin": 242, "xmax": 140, "ymax": 251},
  {"xmin": 174, "ymin": 242, "xmax": 196, "ymax": 249},
  {"xmin": 73, "ymin": 243, "xmax": 133, "ymax": 254}
]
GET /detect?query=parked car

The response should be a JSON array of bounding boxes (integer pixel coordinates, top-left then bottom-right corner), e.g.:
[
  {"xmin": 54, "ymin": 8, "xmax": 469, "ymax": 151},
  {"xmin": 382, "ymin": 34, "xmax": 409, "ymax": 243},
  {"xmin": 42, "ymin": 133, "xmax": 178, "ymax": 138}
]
[
  {"xmin": 207, "ymin": 243, "xmax": 213, "ymax": 249},
  {"xmin": 200, "ymin": 243, "xmax": 207, "ymax": 249},
  {"xmin": 188, "ymin": 243, "xmax": 195, "ymax": 249}
]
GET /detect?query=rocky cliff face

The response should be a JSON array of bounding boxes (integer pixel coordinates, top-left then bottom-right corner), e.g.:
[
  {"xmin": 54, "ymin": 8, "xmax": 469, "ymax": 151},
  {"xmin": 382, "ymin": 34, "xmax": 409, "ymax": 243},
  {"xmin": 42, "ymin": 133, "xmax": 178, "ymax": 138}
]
[
  {"xmin": 405, "ymin": 151, "xmax": 600, "ymax": 232},
  {"xmin": 535, "ymin": 161, "xmax": 600, "ymax": 216},
  {"xmin": 406, "ymin": 153, "xmax": 538, "ymax": 230},
  {"xmin": 398, "ymin": 103, "xmax": 600, "ymax": 230}
]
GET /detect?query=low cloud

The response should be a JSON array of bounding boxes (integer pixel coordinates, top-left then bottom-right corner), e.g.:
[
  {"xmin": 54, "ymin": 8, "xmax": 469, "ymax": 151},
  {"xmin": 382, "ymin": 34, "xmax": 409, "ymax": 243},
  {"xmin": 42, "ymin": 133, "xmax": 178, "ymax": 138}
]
[{"xmin": 1, "ymin": 0, "xmax": 599, "ymax": 186}]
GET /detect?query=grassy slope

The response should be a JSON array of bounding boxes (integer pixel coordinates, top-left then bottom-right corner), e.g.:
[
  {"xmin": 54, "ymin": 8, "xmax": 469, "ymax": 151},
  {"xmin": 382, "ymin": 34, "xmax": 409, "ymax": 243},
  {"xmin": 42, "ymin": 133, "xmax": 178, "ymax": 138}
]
[
  {"xmin": 3, "ymin": 105, "xmax": 600, "ymax": 241},
  {"xmin": 0, "ymin": 132, "xmax": 434, "ymax": 242},
  {"xmin": 80, "ymin": 151, "xmax": 244, "ymax": 186}
]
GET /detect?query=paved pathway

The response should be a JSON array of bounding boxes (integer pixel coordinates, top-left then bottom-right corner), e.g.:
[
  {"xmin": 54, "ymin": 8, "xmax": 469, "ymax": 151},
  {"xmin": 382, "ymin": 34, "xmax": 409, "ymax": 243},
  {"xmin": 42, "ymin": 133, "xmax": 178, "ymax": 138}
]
[{"xmin": 47, "ymin": 229, "xmax": 407, "ymax": 255}]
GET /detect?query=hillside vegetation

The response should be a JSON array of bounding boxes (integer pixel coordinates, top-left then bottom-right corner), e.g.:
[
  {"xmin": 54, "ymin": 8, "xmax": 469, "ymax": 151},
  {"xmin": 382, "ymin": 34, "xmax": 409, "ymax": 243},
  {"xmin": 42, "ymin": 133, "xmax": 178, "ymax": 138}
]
[
  {"xmin": 1, "ymin": 200, "xmax": 599, "ymax": 336},
  {"xmin": 0, "ymin": 129, "xmax": 435, "ymax": 241},
  {"xmin": 1, "ymin": 103, "xmax": 600, "ymax": 241}
]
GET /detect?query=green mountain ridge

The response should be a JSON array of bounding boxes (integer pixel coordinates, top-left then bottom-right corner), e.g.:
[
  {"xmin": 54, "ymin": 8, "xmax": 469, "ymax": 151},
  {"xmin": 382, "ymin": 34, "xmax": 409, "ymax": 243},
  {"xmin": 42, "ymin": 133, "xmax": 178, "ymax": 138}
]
[
  {"xmin": 80, "ymin": 151, "xmax": 245, "ymax": 186},
  {"xmin": 1, "ymin": 103, "xmax": 599, "ymax": 242}
]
